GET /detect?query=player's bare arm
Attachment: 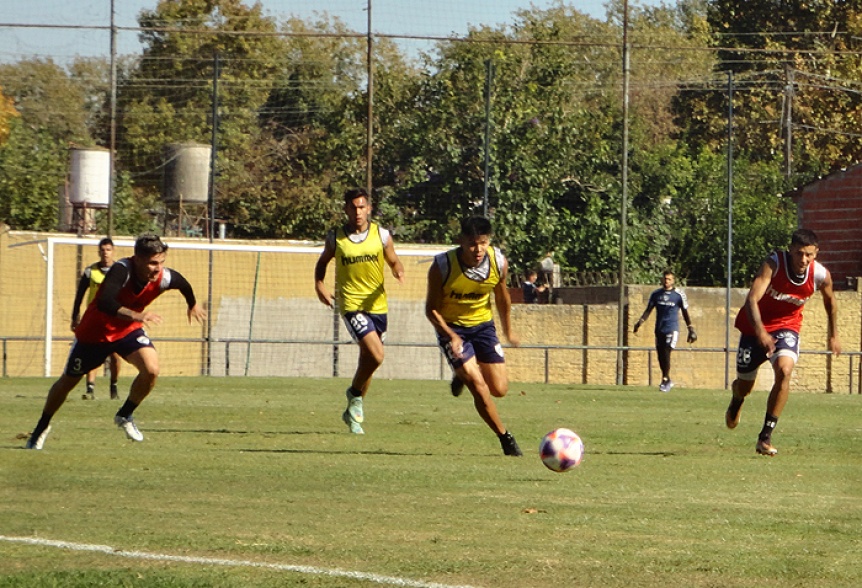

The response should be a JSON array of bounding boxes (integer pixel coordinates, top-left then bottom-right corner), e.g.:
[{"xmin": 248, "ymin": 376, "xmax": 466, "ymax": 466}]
[
  {"xmin": 314, "ymin": 239, "xmax": 336, "ymax": 308},
  {"xmin": 383, "ymin": 237, "xmax": 405, "ymax": 284},
  {"xmin": 820, "ymin": 269, "xmax": 841, "ymax": 356},
  {"xmin": 493, "ymin": 259, "xmax": 519, "ymax": 347},
  {"xmin": 424, "ymin": 262, "xmax": 463, "ymax": 358},
  {"xmin": 745, "ymin": 258, "xmax": 777, "ymax": 354}
]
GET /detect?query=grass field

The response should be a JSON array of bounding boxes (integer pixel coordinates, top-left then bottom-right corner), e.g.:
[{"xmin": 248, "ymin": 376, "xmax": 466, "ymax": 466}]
[{"xmin": 2, "ymin": 377, "xmax": 861, "ymax": 588}]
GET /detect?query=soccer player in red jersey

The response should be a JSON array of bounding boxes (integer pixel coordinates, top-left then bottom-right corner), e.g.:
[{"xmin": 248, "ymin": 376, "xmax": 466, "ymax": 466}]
[
  {"xmin": 26, "ymin": 234, "xmax": 207, "ymax": 449},
  {"xmin": 725, "ymin": 229, "xmax": 840, "ymax": 456}
]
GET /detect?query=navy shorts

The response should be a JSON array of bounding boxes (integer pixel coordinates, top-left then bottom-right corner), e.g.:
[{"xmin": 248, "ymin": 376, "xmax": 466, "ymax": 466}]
[
  {"xmin": 736, "ymin": 329, "xmax": 800, "ymax": 381},
  {"xmin": 342, "ymin": 311, "xmax": 388, "ymax": 343},
  {"xmin": 437, "ymin": 320, "xmax": 504, "ymax": 370},
  {"xmin": 64, "ymin": 329, "xmax": 154, "ymax": 377}
]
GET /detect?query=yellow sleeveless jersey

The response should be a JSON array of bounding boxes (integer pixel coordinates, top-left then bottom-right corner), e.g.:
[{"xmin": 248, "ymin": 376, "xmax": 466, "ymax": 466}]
[
  {"xmin": 334, "ymin": 222, "xmax": 388, "ymax": 314},
  {"xmin": 437, "ymin": 246, "xmax": 502, "ymax": 327},
  {"xmin": 86, "ymin": 262, "xmax": 109, "ymax": 304}
]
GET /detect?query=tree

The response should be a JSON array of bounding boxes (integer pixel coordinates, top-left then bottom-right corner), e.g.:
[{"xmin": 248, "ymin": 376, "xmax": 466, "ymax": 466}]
[{"xmin": 0, "ymin": 85, "xmax": 18, "ymax": 146}]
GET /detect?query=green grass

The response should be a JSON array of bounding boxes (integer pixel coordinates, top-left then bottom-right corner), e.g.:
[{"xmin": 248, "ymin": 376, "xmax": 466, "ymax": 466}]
[{"xmin": 2, "ymin": 377, "xmax": 861, "ymax": 588}]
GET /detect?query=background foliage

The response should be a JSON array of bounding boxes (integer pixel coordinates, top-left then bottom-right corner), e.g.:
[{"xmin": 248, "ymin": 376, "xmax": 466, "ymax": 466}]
[{"xmin": 3, "ymin": 0, "xmax": 861, "ymax": 284}]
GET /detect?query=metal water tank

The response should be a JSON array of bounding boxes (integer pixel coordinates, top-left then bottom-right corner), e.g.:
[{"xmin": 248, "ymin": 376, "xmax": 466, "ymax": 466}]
[
  {"xmin": 69, "ymin": 147, "xmax": 110, "ymax": 208},
  {"xmin": 163, "ymin": 143, "xmax": 211, "ymax": 204}
]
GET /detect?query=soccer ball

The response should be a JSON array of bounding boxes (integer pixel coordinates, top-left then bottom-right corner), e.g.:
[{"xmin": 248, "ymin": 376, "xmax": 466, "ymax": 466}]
[{"xmin": 539, "ymin": 428, "xmax": 584, "ymax": 472}]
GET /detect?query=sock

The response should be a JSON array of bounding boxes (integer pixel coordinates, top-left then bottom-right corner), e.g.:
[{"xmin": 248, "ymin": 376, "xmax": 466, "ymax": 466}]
[
  {"xmin": 86, "ymin": 382, "xmax": 95, "ymax": 394},
  {"xmin": 116, "ymin": 399, "xmax": 139, "ymax": 419},
  {"xmin": 347, "ymin": 386, "xmax": 363, "ymax": 398},
  {"xmin": 31, "ymin": 413, "xmax": 53, "ymax": 440},
  {"xmin": 758, "ymin": 413, "xmax": 778, "ymax": 442}
]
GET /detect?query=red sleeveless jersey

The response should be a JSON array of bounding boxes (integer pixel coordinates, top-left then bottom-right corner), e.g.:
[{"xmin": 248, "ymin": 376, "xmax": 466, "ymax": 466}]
[
  {"xmin": 735, "ymin": 251, "xmax": 826, "ymax": 335},
  {"xmin": 75, "ymin": 259, "xmax": 166, "ymax": 344}
]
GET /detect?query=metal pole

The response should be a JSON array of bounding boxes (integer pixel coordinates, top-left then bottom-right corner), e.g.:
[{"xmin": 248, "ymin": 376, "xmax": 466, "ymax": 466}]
[
  {"xmin": 725, "ymin": 71, "xmax": 734, "ymax": 389},
  {"xmin": 616, "ymin": 0, "xmax": 630, "ymax": 386},
  {"xmin": 784, "ymin": 65, "xmax": 794, "ymax": 179},
  {"xmin": 483, "ymin": 59, "xmax": 494, "ymax": 217},
  {"xmin": 366, "ymin": 0, "xmax": 374, "ymax": 193},
  {"xmin": 107, "ymin": 0, "xmax": 117, "ymax": 237},
  {"xmin": 206, "ymin": 52, "xmax": 220, "ymax": 376}
]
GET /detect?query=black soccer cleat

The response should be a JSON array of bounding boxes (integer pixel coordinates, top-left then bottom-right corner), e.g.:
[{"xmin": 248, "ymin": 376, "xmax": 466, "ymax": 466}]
[
  {"xmin": 499, "ymin": 431, "xmax": 523, "ymax": 456},
  {"xmin": 450, "ymin": 377, "xmax": 465, "ymax": 397}
]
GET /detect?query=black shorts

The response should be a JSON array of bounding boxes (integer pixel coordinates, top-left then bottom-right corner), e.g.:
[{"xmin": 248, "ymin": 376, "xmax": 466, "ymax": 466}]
[
  {"xmin": 64, "ymin": 329, "xmax": 154, "ymax": 377},
  {"xmin": 341, "ymin": 311, "xmax": 387, "ymax": 343}
]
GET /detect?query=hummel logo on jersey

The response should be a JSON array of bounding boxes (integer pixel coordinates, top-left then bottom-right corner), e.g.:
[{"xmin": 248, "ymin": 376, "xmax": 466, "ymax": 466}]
[
  {"xmin": 766, "ymin": 285, "xmax": 808, "ymax": 307},
  {"xmin": 341, "ymin": 253, "xmax": 378, "ymax": 265}
]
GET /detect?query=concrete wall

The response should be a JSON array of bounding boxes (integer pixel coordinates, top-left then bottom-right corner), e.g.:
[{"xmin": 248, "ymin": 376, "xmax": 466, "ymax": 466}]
[{"xmin": 2, "ymin": 228, "xmax": 859, "ymax": 392}]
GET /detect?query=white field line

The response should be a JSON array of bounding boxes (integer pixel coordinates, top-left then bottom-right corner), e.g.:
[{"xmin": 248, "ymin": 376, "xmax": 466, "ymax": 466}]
[{"xmin": 0, "ymin": 535, "xmax": 479, "ymax": 588}]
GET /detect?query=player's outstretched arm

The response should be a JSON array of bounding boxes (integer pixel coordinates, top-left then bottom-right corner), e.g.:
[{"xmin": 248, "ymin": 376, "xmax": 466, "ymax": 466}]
[
  {"xmin": 820, "ymin": 269, "xmax": 841, "ymax": 356},
  {"xmin": 494, "ymin": 258, "xmax": 519, "ymax": 347},
  {"xmin": 314, "ymin": 238, "xmax": 336, "ymax": 308},
  {"xmin": 383, "ymin": 236, "xmax": 405, "ymax": 284}
]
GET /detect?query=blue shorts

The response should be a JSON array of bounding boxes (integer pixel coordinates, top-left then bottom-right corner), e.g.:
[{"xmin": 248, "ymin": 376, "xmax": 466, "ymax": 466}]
[
  {"xmin": 437, "ymin": 320, "xmax": 504, "ymax": 370},
  {"xmin": 64, "ymin": 328, "xmax": 154, "ymax": 377},
  {"xmin": 736, "ymin": 329, "xmax": 800, "ymax": 380},
  {"xmin": 342, "ymin": 312, "xmax": 387, "ymax": 343}
]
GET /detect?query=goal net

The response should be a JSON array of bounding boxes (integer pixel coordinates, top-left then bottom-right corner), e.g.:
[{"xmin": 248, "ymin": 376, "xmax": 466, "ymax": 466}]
[{"xmin": 5, "ymin": 235, "xmax": 447, "ymax": 380}]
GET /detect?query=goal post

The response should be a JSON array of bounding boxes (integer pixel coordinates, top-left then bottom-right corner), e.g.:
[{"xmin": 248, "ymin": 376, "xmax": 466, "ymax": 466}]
[{"xmin": 7, "ymin": 235, "xmax": 445, "ymax": 379}]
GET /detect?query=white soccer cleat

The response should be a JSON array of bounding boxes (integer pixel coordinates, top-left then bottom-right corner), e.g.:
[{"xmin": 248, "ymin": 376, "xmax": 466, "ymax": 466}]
[
  {"xmin": 342, "ymin": 410, "xmax": 365, "ymax": 435},
  {"xmin": 25, "ymin": 425, "xmax": 52, "ymax": 450},
  {"xmin": 114, "ymin": 415, "xmax": 144, "ymax": 442},
  {"xmin": 345, "ymin": 389, "xmax": 364, "ymax": 423}
]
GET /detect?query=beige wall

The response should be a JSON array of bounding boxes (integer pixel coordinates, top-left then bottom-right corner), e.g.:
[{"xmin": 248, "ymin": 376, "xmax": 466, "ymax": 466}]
[{"xmin": 2, "ymin": 228, "xmax": 859, "ymax": 393}]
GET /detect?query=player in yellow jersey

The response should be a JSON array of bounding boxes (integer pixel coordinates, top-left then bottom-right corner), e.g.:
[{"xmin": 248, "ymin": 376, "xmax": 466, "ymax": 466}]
[
  {"xmin": 71, "ymin": 237, "xmax": 121, "ymax": 400},
  {"xmin": 315, "ymin": 188, "xmax": 405, "ymax": 434},
  {"xmin": 425, "ymin": 216, "xmax": 523, "ymax": 456}
]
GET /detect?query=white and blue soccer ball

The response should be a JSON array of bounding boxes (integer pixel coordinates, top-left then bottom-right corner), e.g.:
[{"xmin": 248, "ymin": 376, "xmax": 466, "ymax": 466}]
[{"xmin": 539, "ymin": 428, "xmax": 584, "ymax": 472}]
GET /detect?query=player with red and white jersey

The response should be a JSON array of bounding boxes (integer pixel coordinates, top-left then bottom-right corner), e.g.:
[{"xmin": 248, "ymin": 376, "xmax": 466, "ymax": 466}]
[
  {"xmin": 726, "ymin": 229, "xmax": 841, "ymax": 456},
  {"xmin": 25, "ymin": 234, "xmax": 207, "ymax": 450}
]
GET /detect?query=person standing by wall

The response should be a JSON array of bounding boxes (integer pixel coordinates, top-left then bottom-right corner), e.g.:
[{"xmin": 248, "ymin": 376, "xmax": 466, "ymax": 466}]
[
  {"xmin": 633, "ymin": 270, "xmax": 696, "ymax": 392},
  {"xmin": 71, "ymin": 237, "xmax": 122, "ymax": 400},
  {"xmin": 725, "ymin": 229, "xmax": 840, "ymax": 456},
  {"xmin": 314, "ymin": 188, "xmax": 405, "ymax": 435},
  {"xmin": 522, "ymin": 270, "xmax": 547, "ymax": 304}
]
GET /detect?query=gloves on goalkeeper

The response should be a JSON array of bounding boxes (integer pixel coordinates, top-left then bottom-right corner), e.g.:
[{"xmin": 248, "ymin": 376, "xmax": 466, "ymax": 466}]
[{"xmin": 687, "ymin": 325, "xmax": 697, "ymax": 343}]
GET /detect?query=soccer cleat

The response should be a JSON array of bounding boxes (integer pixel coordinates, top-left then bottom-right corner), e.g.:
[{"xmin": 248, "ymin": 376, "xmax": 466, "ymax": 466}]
[
  {"xmin": 666, "ymin": 380, "xmax": 674, "ymax": 392},
  {"xmin": 342, "ymin": 410, "xmax": 365, "ymax": 435},
  {"xmin": 114, "ymin": 415, "xmax": 144, "ymax": 442},
  {"xmin": 450, "ymin": 377, "xmax": 465, "ymax": 397},
  {"xmin": 725, "ymin": 397, "xmax": 744, "ymax": 429},
  {"xmin": 756, "ymin": 439, "xmax": 778, "ymax": 456},
  {"xmin": 499, "ymin": 431, "xmax": 523, "ymax": 456},
  {"xmin": 345, "ymin": 389, "xmax": 364, "ymax": 423},
  {"xmin": 658, "ymin": 380, "xmax": 669, "ymax": 393},
  {"xmin": 25, "ymin": 425, "xmax": 52, "ymax": 450}
]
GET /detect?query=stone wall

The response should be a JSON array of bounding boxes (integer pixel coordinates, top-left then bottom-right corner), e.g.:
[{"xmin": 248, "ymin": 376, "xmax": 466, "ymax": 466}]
[{"xmin": 2, "ymin": 228, "xmax": 859, "ymax": 392}]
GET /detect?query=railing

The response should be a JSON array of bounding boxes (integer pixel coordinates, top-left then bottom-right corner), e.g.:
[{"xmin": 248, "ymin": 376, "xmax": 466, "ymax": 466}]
[{"xmin": 2, "ymin": 336, "xmax": 858, "ymax": 394}]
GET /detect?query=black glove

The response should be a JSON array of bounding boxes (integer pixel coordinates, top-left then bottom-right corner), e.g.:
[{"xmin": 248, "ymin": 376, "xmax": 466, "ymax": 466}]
[
  {"xmin": 633, "ymin": 319, "xmax": 643, "ymax": 333},
  {"xmin": 687, "ymin": 325, "xmax": 697, "ymax": 343}
]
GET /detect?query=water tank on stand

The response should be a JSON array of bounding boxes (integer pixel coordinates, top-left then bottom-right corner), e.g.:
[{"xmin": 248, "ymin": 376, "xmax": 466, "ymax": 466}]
[
  {"xmin": 163, "ymin": 143, "xmax": 211, "ymax": 204},
  {"xmin": 69, "ymin": 147, "xmax": 110, "ymax": 208}
]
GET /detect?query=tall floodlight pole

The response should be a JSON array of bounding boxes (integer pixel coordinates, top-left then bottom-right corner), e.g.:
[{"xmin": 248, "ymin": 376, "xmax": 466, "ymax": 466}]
[
  {"xmin": 725, "ymin": 72, "xmax": 734, "ymax": 389},
  {"xmin": 107, "ymin": 0, "xmax": 117, "ymax": 237},
  {"xmin": 366, "ymin": 0, "xmax": 374, "ymax": 193},
  {"xmin": 616, "ymin": 0, "xmax": 630, "ymax": 385}
]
